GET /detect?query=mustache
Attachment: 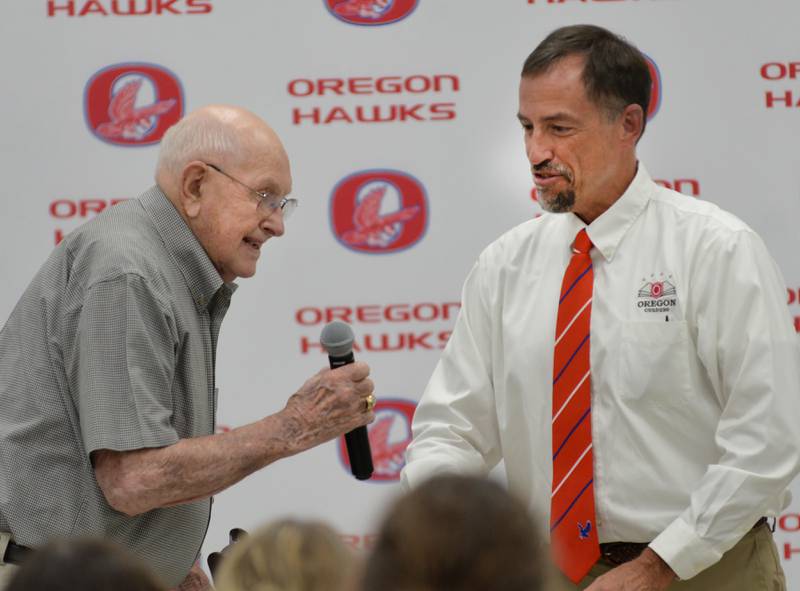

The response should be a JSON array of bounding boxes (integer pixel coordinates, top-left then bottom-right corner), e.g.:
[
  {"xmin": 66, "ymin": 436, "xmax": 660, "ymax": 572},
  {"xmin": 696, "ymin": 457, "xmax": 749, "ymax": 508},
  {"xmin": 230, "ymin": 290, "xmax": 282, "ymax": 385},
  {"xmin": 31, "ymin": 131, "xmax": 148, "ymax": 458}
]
[{"xmin": 532, "ymin": 161, "xmax": 573, "ymax": 183}]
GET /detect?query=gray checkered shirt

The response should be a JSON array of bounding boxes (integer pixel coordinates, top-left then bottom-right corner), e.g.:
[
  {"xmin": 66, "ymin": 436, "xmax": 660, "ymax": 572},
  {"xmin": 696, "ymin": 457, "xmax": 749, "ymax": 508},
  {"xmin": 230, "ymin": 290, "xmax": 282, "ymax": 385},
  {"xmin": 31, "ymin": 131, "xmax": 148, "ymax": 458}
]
[{"xmin": 0, "ymin": 186, "xmax": 235, "ymax": 586}]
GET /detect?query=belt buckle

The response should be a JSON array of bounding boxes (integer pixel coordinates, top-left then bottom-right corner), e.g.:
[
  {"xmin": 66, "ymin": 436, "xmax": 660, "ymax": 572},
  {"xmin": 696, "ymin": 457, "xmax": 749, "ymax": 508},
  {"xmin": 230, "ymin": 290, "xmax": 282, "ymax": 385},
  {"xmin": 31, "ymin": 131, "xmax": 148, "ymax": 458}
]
[{"xmin": 600, "ymin": 541, "xmax": 648, "ymax": 566}]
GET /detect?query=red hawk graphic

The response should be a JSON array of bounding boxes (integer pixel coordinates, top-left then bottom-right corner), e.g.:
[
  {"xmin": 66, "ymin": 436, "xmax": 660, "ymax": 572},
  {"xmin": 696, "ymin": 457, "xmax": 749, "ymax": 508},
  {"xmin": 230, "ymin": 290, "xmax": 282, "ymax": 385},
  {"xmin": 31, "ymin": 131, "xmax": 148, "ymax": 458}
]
[
  {"xmin": 333, "ymin": 0, "xmax": 391, "ymax": 19},
  {"xmin": 369, "ymin": 416, "xmax": 410, "ymax": 477},
  {"xmin": 341, "ymin": 185, "xmax": 420, "ymax": 247},
  {"xmin": 96, "ymin": 78, "xmax": 176, "ymax": 141}
]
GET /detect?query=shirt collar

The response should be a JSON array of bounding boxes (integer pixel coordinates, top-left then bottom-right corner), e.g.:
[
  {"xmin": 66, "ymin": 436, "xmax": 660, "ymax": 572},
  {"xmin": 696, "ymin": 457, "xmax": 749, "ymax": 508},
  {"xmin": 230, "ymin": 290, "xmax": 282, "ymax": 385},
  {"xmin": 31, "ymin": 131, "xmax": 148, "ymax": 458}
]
[
  {"xmin": 581, "ymin": 162, "xmax": 654, "ymax": 262},
  {"xmin": 139, "ymin": 185, "xmax": 236, "ymax": 312}
]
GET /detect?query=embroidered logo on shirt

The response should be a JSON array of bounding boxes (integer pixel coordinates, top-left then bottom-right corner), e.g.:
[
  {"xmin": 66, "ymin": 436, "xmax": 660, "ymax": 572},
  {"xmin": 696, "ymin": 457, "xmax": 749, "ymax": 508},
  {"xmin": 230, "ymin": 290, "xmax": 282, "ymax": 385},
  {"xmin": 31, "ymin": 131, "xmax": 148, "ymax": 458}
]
[
  {"xmin": 578, "ymin": 521, "xmax": 593, "ymax": 540},
  {"xmin": 637, "ymin": 274, "xmax": 678, "ymax": 315},
  {"xmin": 638, "ymin": 280, "xmax": 676, "ymax": 300}
]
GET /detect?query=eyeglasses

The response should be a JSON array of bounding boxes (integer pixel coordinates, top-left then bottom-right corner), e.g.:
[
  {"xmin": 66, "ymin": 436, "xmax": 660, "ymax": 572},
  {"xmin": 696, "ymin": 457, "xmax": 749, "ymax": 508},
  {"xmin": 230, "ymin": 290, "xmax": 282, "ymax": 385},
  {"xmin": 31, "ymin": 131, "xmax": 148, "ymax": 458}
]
[{"xmin": 205, "ymin": 163, "xmax": 298, "ymax": 220}]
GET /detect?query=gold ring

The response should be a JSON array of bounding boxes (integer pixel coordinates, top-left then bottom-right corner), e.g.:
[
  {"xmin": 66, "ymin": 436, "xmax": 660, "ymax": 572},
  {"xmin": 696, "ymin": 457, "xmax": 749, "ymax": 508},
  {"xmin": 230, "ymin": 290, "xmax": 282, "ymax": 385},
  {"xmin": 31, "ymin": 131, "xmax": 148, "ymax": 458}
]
[{"xmin": 365, "ymin": 394, "xmax": 376, "ymax": 412}]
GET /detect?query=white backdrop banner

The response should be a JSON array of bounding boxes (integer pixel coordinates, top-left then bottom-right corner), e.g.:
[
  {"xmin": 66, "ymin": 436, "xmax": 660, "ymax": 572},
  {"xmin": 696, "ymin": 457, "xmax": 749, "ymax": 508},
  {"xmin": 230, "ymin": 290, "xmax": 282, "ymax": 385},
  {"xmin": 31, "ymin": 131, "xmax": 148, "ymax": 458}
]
[{"xmin": 1, "ymin": 0, "xmax": 799, "ymax": 584}]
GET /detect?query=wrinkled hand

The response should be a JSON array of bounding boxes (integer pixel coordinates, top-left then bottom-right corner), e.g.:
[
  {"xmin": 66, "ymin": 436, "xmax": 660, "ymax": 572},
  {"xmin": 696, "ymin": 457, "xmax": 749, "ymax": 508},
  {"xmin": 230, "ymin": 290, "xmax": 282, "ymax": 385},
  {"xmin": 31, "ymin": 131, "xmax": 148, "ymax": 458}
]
[
  {"xmin": 281, "ymin": 362, "xmax": 375, "ymax": 454},
  {"xmin": 585, "ymin": 549, "xmax": 675, "ymax": 591}
]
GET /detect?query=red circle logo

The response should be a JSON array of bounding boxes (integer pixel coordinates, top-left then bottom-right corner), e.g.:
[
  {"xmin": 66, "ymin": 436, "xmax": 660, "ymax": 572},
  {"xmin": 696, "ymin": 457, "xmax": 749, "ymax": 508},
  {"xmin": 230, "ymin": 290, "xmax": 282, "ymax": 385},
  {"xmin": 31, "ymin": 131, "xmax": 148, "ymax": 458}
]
[
  {"xmin": 338, "ymin": 398, "xmax": 417, "ymax": 481},
  {"xmin": 324, "ymin": 0, "xmax": 418, "ymax": 26},
  {"xmin": 650, "ymin": 282, "xmax": 663, "ymax": 298},
  {"xmin": 330, "ymin": 169, "xmax": 428, "ymax": 254},
  {"xmin": 644, "ymin": 54, "xmax": 662, "ymax": 120},
  {"xmin": 84, "ymin": 62, "xmax": 184, "ymax": 146}
]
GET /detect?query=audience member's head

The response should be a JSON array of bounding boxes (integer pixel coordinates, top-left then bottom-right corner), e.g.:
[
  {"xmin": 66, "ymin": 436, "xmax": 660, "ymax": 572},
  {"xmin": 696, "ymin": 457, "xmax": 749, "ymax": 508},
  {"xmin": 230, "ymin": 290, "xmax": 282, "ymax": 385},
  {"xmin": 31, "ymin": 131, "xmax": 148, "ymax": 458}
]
[
  {"xmin": 214, "ymin": 519, "xmax": 356, "ymax": 591},
  {"xmin": 362, "ymin": 474, "xmax": 545, "ymax": 591},
  {"xmin": 6, "ymin": 537, "xmax": 166, "ymax": 591}
]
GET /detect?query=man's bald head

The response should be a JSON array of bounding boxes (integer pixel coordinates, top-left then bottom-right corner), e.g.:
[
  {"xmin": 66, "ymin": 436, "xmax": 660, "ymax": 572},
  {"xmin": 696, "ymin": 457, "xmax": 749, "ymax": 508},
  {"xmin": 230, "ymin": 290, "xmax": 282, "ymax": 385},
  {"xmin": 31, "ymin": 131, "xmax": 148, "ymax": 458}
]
[
  {"xmin": 155, "ymin": 105, "xmax": 289, "ymax": 193},
  {"xmin": 154, "ymin": 105, "xmax": 293, "ymax": 283}
]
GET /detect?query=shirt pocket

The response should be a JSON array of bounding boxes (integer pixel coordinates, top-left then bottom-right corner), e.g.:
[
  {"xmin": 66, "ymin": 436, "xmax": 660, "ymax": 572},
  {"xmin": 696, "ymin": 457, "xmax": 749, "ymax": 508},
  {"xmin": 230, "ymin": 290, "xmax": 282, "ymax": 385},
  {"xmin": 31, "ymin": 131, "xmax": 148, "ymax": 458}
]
[{"xmin": 618, "ymin": 320, "xmax": 692, "ymax": 405}]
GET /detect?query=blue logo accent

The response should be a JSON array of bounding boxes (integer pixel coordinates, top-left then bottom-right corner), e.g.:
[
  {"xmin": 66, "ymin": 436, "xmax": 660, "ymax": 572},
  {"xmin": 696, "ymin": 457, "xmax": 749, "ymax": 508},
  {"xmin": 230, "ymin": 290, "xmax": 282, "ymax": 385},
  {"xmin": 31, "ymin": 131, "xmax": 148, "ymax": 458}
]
[{"xmin": 578, "ymin": 521, "xmax": 592, "ymax": 540}]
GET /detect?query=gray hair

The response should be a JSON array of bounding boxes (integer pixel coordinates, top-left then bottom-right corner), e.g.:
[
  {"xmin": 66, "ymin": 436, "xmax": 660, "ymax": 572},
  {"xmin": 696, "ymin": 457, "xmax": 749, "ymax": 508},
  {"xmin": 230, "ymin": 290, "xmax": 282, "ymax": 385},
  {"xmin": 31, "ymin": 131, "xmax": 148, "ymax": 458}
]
[
  {"xmin": 522, "ymin": 24, "xmax": 651, "ymax": 139},
  {"xmin": 156, "ymin": 111, "xmax": 242, "ymax": 177}
]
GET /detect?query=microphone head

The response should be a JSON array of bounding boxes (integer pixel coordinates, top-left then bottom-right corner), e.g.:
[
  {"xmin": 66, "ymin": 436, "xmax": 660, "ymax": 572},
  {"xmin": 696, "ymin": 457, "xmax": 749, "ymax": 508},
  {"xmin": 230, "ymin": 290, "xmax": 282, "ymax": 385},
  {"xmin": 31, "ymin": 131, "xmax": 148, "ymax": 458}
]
[{"xmin": 320, "ymin": 321, "xmax": 355, "ymax": 357}]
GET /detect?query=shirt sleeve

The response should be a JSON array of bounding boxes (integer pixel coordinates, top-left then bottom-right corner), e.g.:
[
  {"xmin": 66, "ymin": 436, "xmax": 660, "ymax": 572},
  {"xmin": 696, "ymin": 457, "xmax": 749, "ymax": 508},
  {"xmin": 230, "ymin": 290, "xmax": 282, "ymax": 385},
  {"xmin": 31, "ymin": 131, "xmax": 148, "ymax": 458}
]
[
  {"xmin": 649, "ymin": 229, "xmax": 800, "ymax": 579},
  {"xmin": 401, "ymin": 257, "xmax": 503, "ymax": 489},
  {"xmin": 73, "ymin": 273, "xmax": 181, "ymax": 456}
]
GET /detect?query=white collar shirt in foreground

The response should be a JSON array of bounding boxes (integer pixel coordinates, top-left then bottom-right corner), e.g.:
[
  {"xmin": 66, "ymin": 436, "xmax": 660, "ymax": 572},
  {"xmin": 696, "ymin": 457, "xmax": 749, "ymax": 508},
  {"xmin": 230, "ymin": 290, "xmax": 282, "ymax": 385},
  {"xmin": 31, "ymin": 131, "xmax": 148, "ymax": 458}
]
[{"xmin": 402, "ymin": 163, "xmax": 800, "ymax": 580}]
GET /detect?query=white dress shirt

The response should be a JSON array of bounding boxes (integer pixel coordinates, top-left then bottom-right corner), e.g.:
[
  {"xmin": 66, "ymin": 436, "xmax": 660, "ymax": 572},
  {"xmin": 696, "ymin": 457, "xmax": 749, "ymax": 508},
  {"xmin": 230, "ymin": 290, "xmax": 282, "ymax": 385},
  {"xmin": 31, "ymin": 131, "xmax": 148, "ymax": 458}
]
[{"xmin": 402, "ymin": 164, "xmax": 800, "ymax": 580}]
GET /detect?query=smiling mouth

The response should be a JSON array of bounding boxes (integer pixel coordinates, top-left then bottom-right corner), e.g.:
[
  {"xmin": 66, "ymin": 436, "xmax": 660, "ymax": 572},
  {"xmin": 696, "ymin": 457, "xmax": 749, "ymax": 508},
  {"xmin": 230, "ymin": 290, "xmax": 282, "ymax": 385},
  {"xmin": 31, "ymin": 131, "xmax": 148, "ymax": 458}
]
[
  {"xmin": 534, "ymin": 173, "xmax": 565, "ymax": 184},
  {"xmin": 243, "ymin": 237, "xmax": 262, "ymax": 250}
]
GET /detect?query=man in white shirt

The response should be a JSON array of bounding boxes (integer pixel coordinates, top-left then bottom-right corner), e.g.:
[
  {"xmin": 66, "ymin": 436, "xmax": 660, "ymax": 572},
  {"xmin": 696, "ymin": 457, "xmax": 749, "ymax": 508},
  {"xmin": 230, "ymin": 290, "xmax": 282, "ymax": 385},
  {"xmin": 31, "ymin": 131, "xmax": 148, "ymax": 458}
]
[{"xmin": 402, "ymin": 24, "xmax": 800, "ymax": 591}]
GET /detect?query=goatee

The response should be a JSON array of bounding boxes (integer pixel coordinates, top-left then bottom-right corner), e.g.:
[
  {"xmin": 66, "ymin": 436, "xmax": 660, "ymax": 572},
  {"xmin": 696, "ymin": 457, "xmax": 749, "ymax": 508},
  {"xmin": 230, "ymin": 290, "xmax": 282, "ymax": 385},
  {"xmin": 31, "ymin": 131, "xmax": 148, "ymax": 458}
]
[{"xmin": 539, "ymin": 190, "xmax": 576, "ymax": 213}]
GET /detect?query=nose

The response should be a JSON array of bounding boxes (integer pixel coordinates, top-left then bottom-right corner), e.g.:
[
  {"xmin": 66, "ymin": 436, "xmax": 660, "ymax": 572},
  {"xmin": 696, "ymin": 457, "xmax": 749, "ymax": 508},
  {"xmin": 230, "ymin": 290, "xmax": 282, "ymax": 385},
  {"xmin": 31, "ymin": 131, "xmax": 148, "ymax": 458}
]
[
  {"xmin": 526, "ymin": 130, "xmax": 554, "ymax": 167},
  {"xmin": 262, "ymin": 208, "xmax": 285, "ymax": 237}
]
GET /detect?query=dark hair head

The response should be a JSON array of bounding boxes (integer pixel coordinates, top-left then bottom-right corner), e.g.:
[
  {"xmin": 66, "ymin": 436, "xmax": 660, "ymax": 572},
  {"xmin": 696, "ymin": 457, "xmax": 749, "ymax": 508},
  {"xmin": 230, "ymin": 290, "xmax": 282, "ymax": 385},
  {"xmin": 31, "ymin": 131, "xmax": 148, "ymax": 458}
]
[
  {"xmin": 522, "ymin": 24, "xmax": 651, "ymax": 137},
  {"xmin": 6, "ymin": 538, "xmax": 166, "ymax": 591},
  {"xmin": 362, "ymin": 474, "xmax": 545, "ymax": 591}
]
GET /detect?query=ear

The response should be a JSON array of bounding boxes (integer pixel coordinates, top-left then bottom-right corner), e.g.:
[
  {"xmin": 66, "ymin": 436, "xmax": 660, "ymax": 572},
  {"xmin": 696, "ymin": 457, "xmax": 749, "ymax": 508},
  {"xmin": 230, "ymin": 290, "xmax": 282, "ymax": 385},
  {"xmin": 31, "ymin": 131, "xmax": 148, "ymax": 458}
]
[
  {"xmin": 179, "ymin": 161, "xmax": 208, "ymax": 219},
  {"xmin": 620, "ymin": 104, "xmax": 645, "ymax": 145}
]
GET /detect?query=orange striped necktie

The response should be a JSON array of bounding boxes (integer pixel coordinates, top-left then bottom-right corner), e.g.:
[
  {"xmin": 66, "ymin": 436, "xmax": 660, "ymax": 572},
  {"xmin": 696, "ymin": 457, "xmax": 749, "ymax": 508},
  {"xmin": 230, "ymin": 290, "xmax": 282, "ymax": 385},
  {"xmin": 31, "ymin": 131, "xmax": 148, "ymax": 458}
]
[{"xmin": 550, "ymin": 228, "xmax": 600, "ymax": 583}]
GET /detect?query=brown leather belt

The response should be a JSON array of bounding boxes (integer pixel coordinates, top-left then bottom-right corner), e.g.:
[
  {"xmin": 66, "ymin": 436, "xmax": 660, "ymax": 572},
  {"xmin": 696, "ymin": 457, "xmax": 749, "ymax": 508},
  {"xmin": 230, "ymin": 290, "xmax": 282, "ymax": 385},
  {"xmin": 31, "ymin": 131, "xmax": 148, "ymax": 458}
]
[
  {"xmin": 599, "ymin": 517, "xmax": 769, "ymax": 566},
  {"xmin": 2, "ymin": 541, "xmax": 32, "ymax": 565}
]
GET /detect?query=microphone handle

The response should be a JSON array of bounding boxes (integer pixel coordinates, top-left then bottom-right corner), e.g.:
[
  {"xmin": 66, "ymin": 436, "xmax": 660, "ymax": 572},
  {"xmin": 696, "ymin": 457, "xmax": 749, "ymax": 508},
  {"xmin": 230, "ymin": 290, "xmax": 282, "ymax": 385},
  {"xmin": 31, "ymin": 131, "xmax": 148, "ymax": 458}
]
[
  {"xmin": 345, "ymin": 427, "xmax": 373, "ymax": 481},
  {"xmin": 328, "ymin": 351, "xmax": 355, "ymax": 369},
  {"xmin": 328, "ymin": 352, "xmax": 374, "ymax": 480}
]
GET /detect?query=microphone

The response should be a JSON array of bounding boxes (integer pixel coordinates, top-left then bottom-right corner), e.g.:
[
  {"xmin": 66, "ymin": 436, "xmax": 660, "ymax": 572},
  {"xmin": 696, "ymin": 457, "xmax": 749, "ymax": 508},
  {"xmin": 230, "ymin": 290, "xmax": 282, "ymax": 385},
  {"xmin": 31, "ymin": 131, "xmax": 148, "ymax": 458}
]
[{"xmin": 320, "ymin": 321, "xmax": 374, "ymax": 481}]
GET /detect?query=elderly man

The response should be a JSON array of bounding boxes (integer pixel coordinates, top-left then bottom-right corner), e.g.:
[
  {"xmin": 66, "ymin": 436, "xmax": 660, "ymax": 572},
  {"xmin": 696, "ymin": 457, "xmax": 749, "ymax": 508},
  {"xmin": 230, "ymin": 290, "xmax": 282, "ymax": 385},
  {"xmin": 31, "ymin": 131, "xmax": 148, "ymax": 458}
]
[
  {"xmin": 0, "ymin": 105, "xmax": 375, "ymax": 590},
  {"xmin": 402, "ymin": 25, "xmax": 800, "ymax": 591}
]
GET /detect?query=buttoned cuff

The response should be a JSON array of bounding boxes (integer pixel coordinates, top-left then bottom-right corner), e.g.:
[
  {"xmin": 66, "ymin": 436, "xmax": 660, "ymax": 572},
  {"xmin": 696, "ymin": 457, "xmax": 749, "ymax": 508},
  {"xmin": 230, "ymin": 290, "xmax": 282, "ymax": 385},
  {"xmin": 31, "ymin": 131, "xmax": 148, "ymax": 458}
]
[{"xmin": 649, "ymin": 517, "xmax": 722, "ymax": 580}]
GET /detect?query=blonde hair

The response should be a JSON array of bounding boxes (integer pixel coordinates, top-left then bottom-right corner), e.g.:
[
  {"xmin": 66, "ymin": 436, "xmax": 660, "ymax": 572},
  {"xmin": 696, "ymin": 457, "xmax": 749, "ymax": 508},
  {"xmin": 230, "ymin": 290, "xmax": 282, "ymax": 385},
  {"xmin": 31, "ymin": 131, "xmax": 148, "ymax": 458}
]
[{"xmin": 214, "ymin": 519, "xmax": 355, "ymax": 591}]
